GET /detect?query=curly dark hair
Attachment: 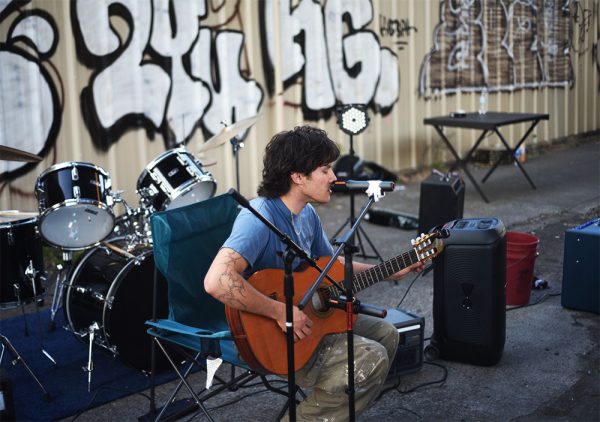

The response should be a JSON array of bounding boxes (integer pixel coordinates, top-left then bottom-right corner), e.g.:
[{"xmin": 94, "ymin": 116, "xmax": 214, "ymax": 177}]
[{"xmin": 257, "ymin": 125, "xmax": 340, "ymax": 198}]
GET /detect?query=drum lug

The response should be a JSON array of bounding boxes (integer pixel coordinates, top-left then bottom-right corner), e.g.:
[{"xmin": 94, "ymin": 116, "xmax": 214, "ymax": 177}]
[
  {"xmin": 71, "ymin": 166, "xmax": 79, "ymax": 181},
  {"xmin": 93, "ymin": 291, "xmax": 106, "ymax": 302},
  {"xmin": 7, "ymin": 228, "xmax": 14, "ymax": 246},
  {"xmin": 73, "ymin": 185, "xmax": 81, "ymax": 199}
]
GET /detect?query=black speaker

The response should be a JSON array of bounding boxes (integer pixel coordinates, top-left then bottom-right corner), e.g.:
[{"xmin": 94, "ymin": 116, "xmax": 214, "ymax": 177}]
[
  {"xmin": 431, "ymin": 218, "xmax": 506, "ymax": 366},
  {"xmin": 418, "ymin": 172, "xmax": 464, "ymax": 234}
]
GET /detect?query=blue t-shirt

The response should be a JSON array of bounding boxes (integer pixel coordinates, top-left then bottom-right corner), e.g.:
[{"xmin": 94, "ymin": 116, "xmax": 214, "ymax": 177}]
[{"xmin": 223, "ymin": 197, "xmax": 333, "ymax": 277}]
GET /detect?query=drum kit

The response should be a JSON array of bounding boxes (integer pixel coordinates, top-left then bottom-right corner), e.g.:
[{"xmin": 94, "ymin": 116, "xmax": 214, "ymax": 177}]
[{"xmin": 0, "ymin": 113, "xmax": 259, "ymax": 395}]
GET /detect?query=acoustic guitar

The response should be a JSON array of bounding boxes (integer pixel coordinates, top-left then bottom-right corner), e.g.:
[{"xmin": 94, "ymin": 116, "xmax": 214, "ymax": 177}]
[{"xmin": 225, "ymin": 231, "xmax": 445, "ymax": 375}]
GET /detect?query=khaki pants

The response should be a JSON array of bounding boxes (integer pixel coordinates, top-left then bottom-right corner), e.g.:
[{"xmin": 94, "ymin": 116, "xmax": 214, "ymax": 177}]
[{"xmin": 283, "ymin": 314, "xmax": 399, "ymax": 421}]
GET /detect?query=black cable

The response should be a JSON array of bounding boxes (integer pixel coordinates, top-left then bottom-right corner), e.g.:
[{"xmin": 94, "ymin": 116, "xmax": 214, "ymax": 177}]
[
  {"xmin": 506, "ymin": 290, "xmax": 562, "ymax": 312},
  {"xmin": 395, "ymin": 270, "xmax": 422, "ymax": 308},
  {"xmin": 378, "ymin": 360, "xmax": 448, "ymax": 402},
  {"xmin": 396, "ymin": 361, "xmax": 448, "ymax": 394}
]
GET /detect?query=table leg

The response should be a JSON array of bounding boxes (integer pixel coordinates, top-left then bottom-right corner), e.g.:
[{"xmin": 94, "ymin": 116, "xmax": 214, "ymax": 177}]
[
  {"xmin": 482, "ymin": 120, "xmax": 540, "ymax": 189},
  {"xmin": 433, "ymin": 125, "xmax": 490, "ymax": 203}
]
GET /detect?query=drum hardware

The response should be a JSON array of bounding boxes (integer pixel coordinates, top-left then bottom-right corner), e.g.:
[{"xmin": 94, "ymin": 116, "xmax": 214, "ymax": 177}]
[
  {"xmin": 24, "ymin": 261, "xmax": 57, "ymax": 367},
  {"xmin": 84, "ymin": 322, "xmax": 99, "ymax": 392},
  {"xmin": 48, "ymin": 252, "xmax": 73, "ymax": 331},
  {"xmin": 111, "ymin": 191, "xmax": 153, "ymax": 247},
  {"xmin": 0, "ymin": 334, "xmax": 51, "ymax": 401}
]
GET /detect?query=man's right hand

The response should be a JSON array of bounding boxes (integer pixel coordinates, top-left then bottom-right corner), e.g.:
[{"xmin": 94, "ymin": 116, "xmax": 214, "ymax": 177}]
[{"xmin": 276, "ymin": 304, "xmax": 313, "ymax": 342}]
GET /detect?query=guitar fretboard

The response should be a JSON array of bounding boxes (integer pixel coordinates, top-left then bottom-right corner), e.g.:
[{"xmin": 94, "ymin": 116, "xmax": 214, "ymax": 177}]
[{"xmin": 326, "ymin": 248, "xmax": 419, "ymax": 298}]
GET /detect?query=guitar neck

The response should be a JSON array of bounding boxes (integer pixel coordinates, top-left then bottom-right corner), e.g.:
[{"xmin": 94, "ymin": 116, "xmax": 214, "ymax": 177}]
[{"xmin": 327, "ymin": 248, "xmax": 419, "ymax": 298}]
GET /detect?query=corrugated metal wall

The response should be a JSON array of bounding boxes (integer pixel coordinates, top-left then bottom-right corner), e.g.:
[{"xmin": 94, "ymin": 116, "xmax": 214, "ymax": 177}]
[{"xmin": 1, "ymin": 0, "xmax": 598, "ymax": 213}]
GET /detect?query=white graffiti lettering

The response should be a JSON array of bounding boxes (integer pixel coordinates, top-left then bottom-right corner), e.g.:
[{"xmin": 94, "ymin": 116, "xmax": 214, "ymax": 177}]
[
  {"xmin": 74, "ymin": 0, "xmax": 262, "ymax": 149},
  {"xmin": 262, "ymin": 0, "xmax": 399, "ymax": 113}
]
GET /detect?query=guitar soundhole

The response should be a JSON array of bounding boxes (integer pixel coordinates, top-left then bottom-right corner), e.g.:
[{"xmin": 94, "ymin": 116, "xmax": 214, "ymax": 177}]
[{"xmin": 311, "ymin": 289, "xmax": 331, "ymax": 315}]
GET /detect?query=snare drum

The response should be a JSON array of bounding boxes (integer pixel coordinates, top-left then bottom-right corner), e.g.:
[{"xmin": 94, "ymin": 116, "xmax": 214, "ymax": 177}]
[
  {"xmin": 64, "ymin": 238, "xmax": 168, "ymax": 371},
  {"xmin": 0, "ymin": 211, "xmax": 45, "ymax": 308},
  {"xmin": 35, "ymin": 162, "xmax": 115, "ymax": 250},
  {"xmin": 137, "ymin": 148, "xmax": 216, "ymax": 212}
]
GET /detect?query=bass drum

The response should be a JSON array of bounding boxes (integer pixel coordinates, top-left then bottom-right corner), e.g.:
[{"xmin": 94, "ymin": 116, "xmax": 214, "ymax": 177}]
[
  {"xmin": 0, "ymin": 211, "xmax": 45, "ymax": 308},
  {"xmin": 64, "ymin": 238, "xmax": 168, "ymax": 371}
]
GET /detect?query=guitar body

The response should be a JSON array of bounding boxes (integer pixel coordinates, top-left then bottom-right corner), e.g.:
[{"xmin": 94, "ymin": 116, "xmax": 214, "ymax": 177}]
[{"xmin": 225, "ymin": 257, "xmax": 353, "ymax": 375}]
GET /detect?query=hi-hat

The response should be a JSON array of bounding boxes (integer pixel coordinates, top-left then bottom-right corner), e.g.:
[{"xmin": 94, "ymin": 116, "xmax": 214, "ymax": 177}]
[
  {"xmin": 0, "ymin": 145, "xmax": 42, "ymax": 162},
  {"xmin": 197, "ymin": 114, "xmax": 261, "ymax": 153}
]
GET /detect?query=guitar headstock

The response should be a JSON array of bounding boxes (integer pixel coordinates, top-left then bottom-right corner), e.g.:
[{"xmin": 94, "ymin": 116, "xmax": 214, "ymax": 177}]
[{"xmin": 411, "ymin": 229, "xmax": 447, "ymax": 263}]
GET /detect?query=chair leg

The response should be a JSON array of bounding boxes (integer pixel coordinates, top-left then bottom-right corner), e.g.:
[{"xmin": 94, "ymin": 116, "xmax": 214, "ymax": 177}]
[{"xmin": 153, "ymin": 338, "xmax": 215, "ymax": 422}]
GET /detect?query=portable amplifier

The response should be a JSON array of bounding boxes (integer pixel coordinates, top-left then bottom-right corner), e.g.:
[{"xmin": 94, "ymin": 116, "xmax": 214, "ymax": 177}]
[
  {"xmin": 562, "ymin": 218, "xmax": 600, "ymax": 314},
  {"xmin": 384, "ymin": 308, "xmax": 424, "ymax": 377},
  {"xmin": 418, "ymin": 171, "xmax": 464, "ymax": 234}
]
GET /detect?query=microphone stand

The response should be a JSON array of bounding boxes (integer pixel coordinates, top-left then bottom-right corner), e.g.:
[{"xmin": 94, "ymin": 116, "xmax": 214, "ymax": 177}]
[
  {"xmin": 227, "ymin": 189, "xmax": 343, "ymax": 421},
  {"xmin": 299, "ymin": 193, "xmax": 382, "ymax": 422}
]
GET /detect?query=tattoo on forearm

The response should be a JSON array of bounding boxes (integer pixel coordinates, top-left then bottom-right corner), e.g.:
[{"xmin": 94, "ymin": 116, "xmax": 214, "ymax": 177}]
[{"xmin": 216, "ymin": 251, "xmax": 248, "ymax": 310}]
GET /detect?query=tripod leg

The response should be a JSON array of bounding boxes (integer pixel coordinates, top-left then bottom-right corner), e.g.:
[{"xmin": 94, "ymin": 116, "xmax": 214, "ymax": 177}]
[
  {"xmin": 0, "ymin": 334, "xmax": 51, "ymax": 401},
  {"xmin": 330, "ymin": 217, "xmax": 351, "ymax": 242},
  {"xmin": 355, "ymin": 226, "xmax": 384, "ymax": 262}
]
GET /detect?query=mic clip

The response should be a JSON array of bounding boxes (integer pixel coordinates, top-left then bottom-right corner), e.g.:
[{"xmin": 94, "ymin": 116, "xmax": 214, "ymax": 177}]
[{"xmin": 327, "ymin": 296, "xmax": 387, "ymax": 319}]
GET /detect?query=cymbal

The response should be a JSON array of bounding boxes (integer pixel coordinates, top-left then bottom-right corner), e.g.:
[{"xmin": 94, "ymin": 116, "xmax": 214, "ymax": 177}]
[
  {"xmin": 0, "ymin": 210, "xmax": 39, "ymax": 223},
  {"xmin": 200, "ymin": 158, "xmax": 217, "ymax": 167},
  {"xmin": 197, "ymin": 114, "xmax": 261, "ymax": 153},
  {"xmin": 0, "ymin": 145, "xmax": 42, "ymax": 162}
]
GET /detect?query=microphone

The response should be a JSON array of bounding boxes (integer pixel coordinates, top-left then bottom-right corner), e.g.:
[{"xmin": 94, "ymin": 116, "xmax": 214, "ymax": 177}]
[
  {"xmin": 227, "ymin": 188, "xmax": 251, "ymax": 209},
  {"xmin": 327, "ymin": 296, "xmax": 387, "ymax": 319},
  {"xmin": 331, "ymin": 180, "xmax": 395, "ymax": 193}
]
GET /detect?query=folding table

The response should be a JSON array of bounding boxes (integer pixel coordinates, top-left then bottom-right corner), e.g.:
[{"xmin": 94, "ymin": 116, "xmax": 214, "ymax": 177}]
[{"xmin": 423, "ymin": 112, "xmax": 549, "ymax": 202}]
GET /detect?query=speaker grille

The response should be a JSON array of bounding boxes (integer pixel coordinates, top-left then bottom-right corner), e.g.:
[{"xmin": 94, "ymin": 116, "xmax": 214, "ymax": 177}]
[{"xmin": 443, "ymin": 245, "xmax": 495, "ymax": 346}]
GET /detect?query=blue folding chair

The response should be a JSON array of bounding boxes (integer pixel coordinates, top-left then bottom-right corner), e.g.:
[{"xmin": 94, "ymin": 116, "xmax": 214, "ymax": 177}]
[{"xmin": 146, "ymin": 194, "xmax": 295, "ymax": 421}]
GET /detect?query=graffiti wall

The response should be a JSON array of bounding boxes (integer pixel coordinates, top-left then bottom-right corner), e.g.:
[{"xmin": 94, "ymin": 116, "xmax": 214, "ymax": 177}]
[{"xmin": 1, "ymin": 0, "xmax": 598, "ymax": 210}]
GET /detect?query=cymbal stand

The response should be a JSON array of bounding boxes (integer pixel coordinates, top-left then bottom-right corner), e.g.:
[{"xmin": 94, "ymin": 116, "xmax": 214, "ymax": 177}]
[
  {"xmin": 13, "ymin": 283, "xmax": 30, "ymax": 336},
  {"xmin": 83, "ymin": 322, "xmax": 99, "ymax": 392},
  {"xmin": 0, "ymin": 333, "xmax": 51, "ymax": 400},
  {"xmin": 48, "ymin": 251, "xmax": 72, "ymax": 331},
  {"xmin": 230, "ymin": 135, "xmax": 244, "ymax": 192},
  {"xmin": 25, "ymin": 261, "xmax": 56, "ymax": 367}
]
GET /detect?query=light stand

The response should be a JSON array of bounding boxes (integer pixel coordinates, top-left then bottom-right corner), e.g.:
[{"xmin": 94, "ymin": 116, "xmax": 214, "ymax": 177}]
[{"xmin": 332, "ymin": 105, "xmax": 383, "ymax": 262}]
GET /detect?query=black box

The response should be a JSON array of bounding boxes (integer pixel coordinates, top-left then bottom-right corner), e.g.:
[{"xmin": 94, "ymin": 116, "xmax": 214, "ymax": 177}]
[
  {"xmin": 418, "ymin": 172, "xmax": 464, "ymax": 234},
  {"xmin": 0, "ymin": 368, "xmax": 15, "ymax": 421},
  {"xmin": 432, "ymin": 218, "xmax": 506, "ymax": 366},
  {"xmin": 384, "ymin": 308, "xmax": 424, "ymax": 377},
  {"xmin": 562, "ymin": 219, "xmax": 600, "ymax": 314}
]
